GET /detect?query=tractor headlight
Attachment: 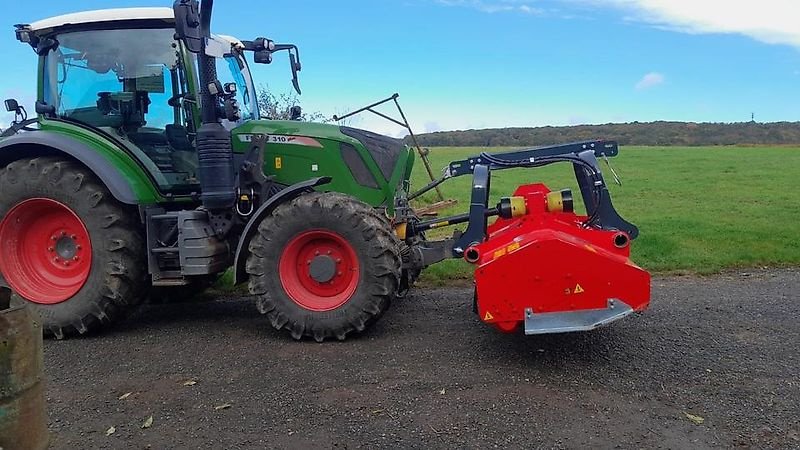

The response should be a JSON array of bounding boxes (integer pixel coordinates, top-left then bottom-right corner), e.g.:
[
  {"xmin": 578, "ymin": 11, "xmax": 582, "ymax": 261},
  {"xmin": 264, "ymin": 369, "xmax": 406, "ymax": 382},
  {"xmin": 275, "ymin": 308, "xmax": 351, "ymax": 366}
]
[{"xmin": 14, "ymin": 25, "xmax": 33, "ymax": 44}]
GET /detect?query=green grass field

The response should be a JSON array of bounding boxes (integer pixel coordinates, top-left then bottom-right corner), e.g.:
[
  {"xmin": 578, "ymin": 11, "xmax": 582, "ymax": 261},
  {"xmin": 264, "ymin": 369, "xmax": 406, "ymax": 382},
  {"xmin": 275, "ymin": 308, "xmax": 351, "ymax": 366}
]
[{"xmin": 410, "ymin": 146, "xmax": 800, "ymax": 283}]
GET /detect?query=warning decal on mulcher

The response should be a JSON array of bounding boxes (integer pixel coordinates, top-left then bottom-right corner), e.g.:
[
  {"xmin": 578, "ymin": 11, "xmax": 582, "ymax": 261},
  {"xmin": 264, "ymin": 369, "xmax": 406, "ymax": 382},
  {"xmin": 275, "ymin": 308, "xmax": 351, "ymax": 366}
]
[
  {"xmin": 238, "ymin": 134, "xmax": 324, "ymax": 148},
  {"xmin": 564, "ymin": 283, "xmax": 585, "ymax": 295},
  {"xmin": 483, "ymin": 311, "xmax": 494, "ymax": 321}
]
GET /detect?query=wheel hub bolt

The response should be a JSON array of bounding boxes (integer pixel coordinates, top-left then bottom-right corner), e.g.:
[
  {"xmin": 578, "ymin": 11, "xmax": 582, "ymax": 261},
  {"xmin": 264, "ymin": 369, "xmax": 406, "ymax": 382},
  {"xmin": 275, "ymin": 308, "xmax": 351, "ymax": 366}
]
[
  {"xmin": 70, "ymin": 234, "xmax": 77, "ymax": 240},
  {"xmin": 60, "ymin": 231, "xmax": 66, "ymax": 236},
  {"xmin": 48, "ymin": 247, "xmax": 54, "ymax": 252},
  {"xmin": 73, "ymin": 256, "xmax": 80, "ymax": 262}
]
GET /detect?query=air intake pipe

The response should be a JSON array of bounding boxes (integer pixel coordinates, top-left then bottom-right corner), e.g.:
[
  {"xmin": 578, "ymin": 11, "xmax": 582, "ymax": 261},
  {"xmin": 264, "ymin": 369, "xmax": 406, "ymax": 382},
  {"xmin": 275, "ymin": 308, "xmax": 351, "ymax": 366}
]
[{"xmin": 175, "ymin": 0, "xmax": 237, "ymax": 211}]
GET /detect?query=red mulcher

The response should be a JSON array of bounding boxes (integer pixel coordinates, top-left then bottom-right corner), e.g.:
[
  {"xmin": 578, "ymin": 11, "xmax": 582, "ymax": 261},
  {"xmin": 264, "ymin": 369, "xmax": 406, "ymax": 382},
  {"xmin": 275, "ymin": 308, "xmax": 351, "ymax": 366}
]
[
  {"xmin": 469, "ymin": 183, "xmax": 650, "ymax": 334},
  {"xmin": 399, "ymin": 140, "xmax": 651, "ymax": 335}
]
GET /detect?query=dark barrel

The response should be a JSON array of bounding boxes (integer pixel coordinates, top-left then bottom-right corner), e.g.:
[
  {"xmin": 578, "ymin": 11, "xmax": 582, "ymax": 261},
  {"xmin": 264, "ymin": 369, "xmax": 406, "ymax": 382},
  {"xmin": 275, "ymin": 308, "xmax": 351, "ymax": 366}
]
[{"xmin": 0, "ymin": 288, "xmax": 49, "ymax": 450}]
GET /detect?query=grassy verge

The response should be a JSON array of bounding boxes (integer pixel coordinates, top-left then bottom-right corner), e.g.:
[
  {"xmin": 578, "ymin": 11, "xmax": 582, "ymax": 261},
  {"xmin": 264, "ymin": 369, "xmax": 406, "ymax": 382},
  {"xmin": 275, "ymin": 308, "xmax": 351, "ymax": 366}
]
[{"xmin": 411, "ymin": 146, "xmax": 800, "ymax": 283}]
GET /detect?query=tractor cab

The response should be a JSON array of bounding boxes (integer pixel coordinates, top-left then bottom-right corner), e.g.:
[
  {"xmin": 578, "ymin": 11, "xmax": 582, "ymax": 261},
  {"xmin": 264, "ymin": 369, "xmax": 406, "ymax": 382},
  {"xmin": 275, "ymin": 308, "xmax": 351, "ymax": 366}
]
[{"xmin": 15, "ymin": 8, "xmax": 261, "ymax": 194}]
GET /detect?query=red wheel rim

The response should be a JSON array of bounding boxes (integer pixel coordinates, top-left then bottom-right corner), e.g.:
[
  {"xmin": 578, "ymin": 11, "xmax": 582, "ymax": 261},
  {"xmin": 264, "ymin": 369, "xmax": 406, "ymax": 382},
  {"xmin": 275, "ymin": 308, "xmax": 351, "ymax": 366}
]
[
  {"xmin": 0, "ymin": 198, "xmax": 93, "ymax": 304},
  {"xmin": 278, "ymin": 230, "xmax": 360, "ymax": 312}
]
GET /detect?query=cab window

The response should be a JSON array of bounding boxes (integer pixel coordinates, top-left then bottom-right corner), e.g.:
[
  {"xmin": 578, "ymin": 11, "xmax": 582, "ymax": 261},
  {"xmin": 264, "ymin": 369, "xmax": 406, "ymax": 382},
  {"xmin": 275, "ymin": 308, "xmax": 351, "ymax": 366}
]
[{"xmin": 42, "ymin": 28, "xmax": 199, "ymax": 193}]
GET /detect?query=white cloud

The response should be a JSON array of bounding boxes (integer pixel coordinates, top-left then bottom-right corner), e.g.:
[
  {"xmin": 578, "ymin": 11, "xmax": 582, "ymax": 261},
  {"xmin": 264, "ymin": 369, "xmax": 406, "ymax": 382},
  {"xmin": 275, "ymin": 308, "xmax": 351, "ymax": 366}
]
[
  {"xmin": 568, "ymin": 115, "xmax": 590, "ymax": 125},
  {"xmin": 423, "ymin": 121, "xmax": 444, "ymax": 133},
  {"xmin": 579, "ymin": 0, "xmax": 800, "ymax": 48},
  {"xmin": 635, "ymin": 72, "xmax": 665, "ymax": 90},
  {"xmin": 437, "ymin": 1, "xmax": 800, "ymax": 48},
  {"xmin": 437, "ymin": 0, "xmax": 545, "ymax": 15}
]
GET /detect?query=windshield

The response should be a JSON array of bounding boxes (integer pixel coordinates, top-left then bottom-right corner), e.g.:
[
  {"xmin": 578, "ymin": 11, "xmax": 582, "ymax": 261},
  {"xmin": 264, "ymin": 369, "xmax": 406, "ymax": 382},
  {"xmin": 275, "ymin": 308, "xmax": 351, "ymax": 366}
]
[
  {"xmin": 216, "ymin": 52, "xmax": 259, "ymax": 122},
  {"xmin": 43, "ymin": 28, "xmax": 183, "ymax": 130}
]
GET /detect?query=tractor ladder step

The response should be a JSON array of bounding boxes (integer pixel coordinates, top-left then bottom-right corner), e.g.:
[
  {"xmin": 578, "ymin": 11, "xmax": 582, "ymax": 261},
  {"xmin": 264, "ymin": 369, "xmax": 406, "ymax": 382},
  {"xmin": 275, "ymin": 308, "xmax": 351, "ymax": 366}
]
[{"xmin": 151, "ymin": 278, "xmax": 191, "ymax": 287}]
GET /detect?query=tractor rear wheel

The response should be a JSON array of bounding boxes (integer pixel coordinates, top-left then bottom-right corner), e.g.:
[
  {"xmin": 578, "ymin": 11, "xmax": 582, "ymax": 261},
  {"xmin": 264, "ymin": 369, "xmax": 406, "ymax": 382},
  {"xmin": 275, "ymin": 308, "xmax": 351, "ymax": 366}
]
[
  {"xmin": 0, "ymin": 157, "xmax": 147, "ymax": 338},
  {"xmin": 246, "ymin": 192, "xmax": 401, "ymax": 342}
]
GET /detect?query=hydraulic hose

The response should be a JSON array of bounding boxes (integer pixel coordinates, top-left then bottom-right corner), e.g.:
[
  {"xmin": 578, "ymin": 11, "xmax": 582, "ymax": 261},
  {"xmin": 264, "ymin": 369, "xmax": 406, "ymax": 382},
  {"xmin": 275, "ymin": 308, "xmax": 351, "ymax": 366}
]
[{"xmin": 478, "ymin": 152, "xmax": 605, "ymax": 226}]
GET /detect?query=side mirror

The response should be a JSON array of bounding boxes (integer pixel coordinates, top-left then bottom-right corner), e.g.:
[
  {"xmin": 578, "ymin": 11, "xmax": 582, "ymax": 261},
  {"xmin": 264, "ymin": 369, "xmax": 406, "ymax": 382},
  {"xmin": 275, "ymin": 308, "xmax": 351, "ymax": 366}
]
[
  {"xmin": 289, "ymin": 52, "xmax": 301, "ymax": 95},
  {"xmin": 173, "ymin": 0, "xmax": 202, "ymax": 53},
  {"xmin": 4, "ymin": 99, "xmax": 19, "ymax": 113}
]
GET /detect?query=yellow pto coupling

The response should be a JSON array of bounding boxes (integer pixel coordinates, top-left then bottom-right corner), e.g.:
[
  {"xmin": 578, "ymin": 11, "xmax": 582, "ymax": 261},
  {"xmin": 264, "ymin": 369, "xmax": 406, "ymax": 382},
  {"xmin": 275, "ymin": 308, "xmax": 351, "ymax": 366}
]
[
  {"xmin": 508, "ymin": 196, "xmax": 526, "ymax": 217},
  {"xmin": 497, "ymin": 196, "xmax": 527, "ymax": 219},
  {"xmin": 545, "ymin": 189, "xmax": 574, "ymax": 213}
]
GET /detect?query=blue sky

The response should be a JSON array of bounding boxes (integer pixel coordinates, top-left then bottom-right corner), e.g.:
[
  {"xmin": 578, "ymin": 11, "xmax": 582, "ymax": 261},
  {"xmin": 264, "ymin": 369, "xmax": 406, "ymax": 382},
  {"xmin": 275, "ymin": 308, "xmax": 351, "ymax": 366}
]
[{"xmin": 0, "ymin": 0, "xmax": 798, "ymax": 136}]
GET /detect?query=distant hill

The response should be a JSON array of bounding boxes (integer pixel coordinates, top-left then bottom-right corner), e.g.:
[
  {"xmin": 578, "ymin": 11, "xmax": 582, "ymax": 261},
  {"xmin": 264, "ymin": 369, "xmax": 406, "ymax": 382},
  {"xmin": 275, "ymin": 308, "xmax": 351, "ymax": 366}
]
[{"xmin": 409, "ymin": 121, "xmax": 800, "ymax": 147}]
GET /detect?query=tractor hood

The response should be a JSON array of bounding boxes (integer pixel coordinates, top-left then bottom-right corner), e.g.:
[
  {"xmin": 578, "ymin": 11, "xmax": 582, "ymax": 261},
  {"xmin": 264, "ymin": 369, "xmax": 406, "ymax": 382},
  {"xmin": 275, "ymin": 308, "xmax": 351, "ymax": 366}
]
[
  {"xmin": 232, "ymin": 120, "xmax": 401, "ymax": 147},
  {"xmin": 233, "ymin": 119, "xmax": 350, "ymax": 142},
  {"xmin": 232, "ymin": 120, "xmax": 407, "ymax": 182}
]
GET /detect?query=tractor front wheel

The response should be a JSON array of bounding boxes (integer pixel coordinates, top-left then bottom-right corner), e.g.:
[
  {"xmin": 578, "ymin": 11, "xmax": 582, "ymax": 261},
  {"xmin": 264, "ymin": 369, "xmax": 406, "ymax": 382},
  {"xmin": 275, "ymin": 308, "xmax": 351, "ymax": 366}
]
[
  {"xmin": 246, "ymin": 192, "xmax": 401, "ymax": 342},
  {"xmin": 0, "ymin": 157, "xmax": 147, "ymax": 338}
]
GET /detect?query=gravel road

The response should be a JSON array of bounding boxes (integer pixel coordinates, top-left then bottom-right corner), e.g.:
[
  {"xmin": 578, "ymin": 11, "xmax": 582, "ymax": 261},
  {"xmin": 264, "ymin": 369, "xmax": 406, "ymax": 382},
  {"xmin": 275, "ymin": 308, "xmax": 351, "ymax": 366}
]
[{"xmin": 41, "ymin": 269, "xmax": 799, "ymax": 449}]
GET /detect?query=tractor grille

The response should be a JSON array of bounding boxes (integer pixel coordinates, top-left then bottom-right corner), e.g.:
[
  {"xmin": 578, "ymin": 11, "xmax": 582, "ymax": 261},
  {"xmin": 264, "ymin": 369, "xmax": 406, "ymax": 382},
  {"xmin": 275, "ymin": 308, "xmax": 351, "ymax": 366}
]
[{"xmin": 339, "ymin": 127, "xmax": 405, "ymax": 182}]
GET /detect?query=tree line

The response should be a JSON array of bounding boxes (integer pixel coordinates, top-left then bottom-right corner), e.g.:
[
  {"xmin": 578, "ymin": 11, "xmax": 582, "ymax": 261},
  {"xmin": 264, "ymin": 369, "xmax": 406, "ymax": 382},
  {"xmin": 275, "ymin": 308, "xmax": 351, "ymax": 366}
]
[{"xmin": 409, "ymin": 121, "xmax": 800, "ymax": 147}]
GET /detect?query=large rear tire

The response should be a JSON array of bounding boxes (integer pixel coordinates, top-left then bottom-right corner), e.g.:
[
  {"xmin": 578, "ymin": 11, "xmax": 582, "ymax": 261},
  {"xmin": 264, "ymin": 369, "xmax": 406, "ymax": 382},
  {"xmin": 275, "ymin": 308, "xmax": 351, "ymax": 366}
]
[
  {"xmin": 246, "ymin": 192, "xmax": 401, "ymax": 342},
  {"xmin": 0, "ymin": 157, "xmax": 147, "ymax": 338}
]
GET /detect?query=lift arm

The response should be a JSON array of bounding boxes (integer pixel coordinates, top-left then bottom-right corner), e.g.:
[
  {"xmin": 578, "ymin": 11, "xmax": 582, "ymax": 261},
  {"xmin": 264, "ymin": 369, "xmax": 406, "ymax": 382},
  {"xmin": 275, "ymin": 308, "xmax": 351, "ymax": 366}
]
[{"xmin": 404, "ymin": 140, "xmax": 638, "ymax": 263}]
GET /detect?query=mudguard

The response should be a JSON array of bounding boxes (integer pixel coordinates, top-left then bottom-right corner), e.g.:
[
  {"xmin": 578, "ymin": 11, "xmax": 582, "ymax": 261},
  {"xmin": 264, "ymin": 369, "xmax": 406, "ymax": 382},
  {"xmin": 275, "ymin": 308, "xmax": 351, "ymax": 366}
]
[
  {"xmin": 233, "ymin": 176, "xmax": 332, "ymax": 284},
  {"xmin": 0, "ymin": 132, "xmax": 139, "ymax": 204}
]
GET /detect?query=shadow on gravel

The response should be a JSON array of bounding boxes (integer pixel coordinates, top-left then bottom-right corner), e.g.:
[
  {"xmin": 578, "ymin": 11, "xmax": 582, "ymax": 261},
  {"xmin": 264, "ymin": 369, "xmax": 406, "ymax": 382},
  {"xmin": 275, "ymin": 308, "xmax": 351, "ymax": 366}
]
[{"xmin": 484, "ymin": 327, "xmax": 621, "ymax": 362}]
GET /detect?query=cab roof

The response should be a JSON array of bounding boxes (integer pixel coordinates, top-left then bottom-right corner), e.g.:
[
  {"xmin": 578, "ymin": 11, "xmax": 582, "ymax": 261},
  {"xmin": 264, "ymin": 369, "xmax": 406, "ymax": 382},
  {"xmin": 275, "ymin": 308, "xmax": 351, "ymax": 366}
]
[
  {"xmin": 25, "ymin": 7, "xmax": 243, "ymax": 48},
  {"xmin": 28, "ymin": 7, "xmax": 174, "ymax": 33}
]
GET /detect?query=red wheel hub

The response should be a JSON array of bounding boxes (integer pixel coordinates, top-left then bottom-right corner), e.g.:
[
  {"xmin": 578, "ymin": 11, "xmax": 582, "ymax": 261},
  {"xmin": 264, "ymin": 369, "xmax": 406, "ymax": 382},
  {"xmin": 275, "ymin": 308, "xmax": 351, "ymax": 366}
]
[
  {"xmin": 278, "ymin": 230, "xmax": 360, "ymax": 312},
  {"xmin": 0, "ymin": 198, "xmax": 93, "ymax": 304}
]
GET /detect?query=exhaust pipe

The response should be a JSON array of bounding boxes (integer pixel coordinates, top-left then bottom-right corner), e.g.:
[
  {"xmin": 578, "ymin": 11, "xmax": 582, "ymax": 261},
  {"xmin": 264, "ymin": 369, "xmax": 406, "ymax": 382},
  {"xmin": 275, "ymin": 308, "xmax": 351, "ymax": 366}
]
[{"xmin": 179, "ymin": 0, "xmax": 237, "ymax": 211}]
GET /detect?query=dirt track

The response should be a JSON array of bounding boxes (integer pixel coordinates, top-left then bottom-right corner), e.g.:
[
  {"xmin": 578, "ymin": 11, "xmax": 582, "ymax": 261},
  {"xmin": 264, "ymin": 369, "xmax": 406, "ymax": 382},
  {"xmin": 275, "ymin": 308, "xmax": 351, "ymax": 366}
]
[{"xmin": 41, "ymin": 269, "xmax": 799, "ymax": 449}]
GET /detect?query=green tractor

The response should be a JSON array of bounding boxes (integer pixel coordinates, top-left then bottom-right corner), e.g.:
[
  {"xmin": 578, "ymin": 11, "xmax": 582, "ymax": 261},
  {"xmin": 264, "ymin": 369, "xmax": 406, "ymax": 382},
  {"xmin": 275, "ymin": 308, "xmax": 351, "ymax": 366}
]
[
  {"xmin": 0, "ymin": 1, "xmax": 651, "ymax": 341},
  {"xmin": 0, "ymin": 3, "xmax": 414, "ymax": 341}
]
